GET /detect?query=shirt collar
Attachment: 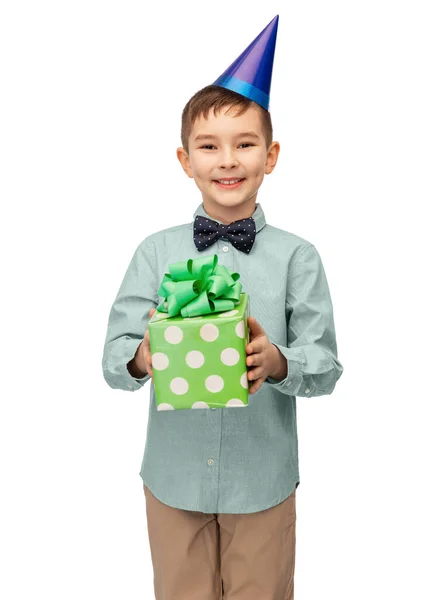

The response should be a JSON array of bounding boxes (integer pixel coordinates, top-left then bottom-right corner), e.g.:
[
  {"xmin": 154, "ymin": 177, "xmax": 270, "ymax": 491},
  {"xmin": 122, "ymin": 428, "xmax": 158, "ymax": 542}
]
[{"xmin": 192, "ymin": 202, "xmax": 266, "ymax": 233}]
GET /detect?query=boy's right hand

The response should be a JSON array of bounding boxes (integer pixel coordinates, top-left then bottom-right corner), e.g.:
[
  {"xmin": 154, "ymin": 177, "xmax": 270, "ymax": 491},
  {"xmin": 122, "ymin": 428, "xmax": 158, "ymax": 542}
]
[{"xmin": 135, "ymin": 308, "xmax": 156, "ymax": 382}]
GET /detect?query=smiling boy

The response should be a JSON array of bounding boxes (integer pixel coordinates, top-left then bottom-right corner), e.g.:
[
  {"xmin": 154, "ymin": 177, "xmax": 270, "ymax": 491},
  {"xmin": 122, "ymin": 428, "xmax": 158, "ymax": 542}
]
[
  {"xmin": 102, "ymin": 15, "xmax": 343, "ymax": 599},
  {"xmin": 174, "ymin": 93, "xmax": 288, "ymax": 392}
]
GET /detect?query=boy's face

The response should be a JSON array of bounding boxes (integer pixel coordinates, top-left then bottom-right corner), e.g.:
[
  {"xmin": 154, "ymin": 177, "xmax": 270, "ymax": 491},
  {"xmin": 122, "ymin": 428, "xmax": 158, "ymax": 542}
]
[{"xmin": 177, "ymin": 105, "xmax": 279, "ymax": 223}]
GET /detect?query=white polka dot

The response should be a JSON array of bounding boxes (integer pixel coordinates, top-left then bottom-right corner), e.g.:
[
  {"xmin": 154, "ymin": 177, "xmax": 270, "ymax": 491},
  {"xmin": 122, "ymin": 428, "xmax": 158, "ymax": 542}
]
[
  {"xmin": 240, "ymin": 371, "xmax": 248, "ymax": 389},
  {"xmin": 164, "ymin": 325, "xmax": 184, "ymax": 344},
  {"xmin": 226, "ymin": 398, "xmax": 246, "ymax": 407},
  {"xmin": 170, "ymin": 377, "xmax": 189, "ymax": 395},
  {"xmin": 157, "ymin": 403, "xmax": 175, "ymax": 411},
  {"xmin": 235, "ymin": 320, "xmax": 245, "ymax": 338},
  {"xmin": 152, "ymin": 352, "xmax": 169, "ymax": 370},
  {"xmin": 218, "ymin": 309, "xmax": 239, "ymax": 317},
  {"xmin": 191, "ymin": 401, "xmax": 210, "ymax": 409},
  {"xmin": 200, "ymin": 323, "xmax": 219, "ymax": 341},
  {"xmin": 183, "ymin": 316, "xmax": 203, "ymax": 320},
  {"xmin": 205, "ymin": 375, "xmax": 224, "ymax": 393},
  {"xmin": 186, "ymin": 350, "xmax": 205, "ymax": 368},
  {"xmin": 221, "ymin": 347, "xmax": 240, "ymax": 366}
]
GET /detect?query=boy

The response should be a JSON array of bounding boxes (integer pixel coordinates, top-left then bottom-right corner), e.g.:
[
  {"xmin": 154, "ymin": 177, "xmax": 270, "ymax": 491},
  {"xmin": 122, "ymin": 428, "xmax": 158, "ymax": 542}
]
[{"xmin": 102, "ymin": 15, "xmax": 343, "ymax": 600}]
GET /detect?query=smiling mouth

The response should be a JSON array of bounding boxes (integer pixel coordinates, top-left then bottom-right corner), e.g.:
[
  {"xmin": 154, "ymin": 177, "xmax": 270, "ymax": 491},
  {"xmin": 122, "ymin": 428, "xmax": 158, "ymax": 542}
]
[{"xmin": 213, "ymin": 178, "xmax": 246, "ymax": 189}]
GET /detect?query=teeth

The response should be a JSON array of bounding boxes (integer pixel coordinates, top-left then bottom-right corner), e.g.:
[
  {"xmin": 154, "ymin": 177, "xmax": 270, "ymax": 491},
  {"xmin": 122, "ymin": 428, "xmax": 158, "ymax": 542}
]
[{"xmin": 216, "ymin": 179, "xmax": 242, "ymax": 185}]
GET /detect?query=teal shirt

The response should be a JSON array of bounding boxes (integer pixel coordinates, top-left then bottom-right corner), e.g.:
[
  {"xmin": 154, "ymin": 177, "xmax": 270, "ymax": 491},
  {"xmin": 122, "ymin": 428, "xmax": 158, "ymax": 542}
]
[{"xmin": 102, "ymin": 202, "xmax": 344, "ymax": 513}]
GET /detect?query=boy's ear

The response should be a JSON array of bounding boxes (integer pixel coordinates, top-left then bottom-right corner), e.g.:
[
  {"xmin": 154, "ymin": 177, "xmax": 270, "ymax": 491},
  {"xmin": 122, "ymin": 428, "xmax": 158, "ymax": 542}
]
[
  {"xmin": 176, "ymin": 147, "xmax": 193, "ymax": 178},
  {"xmin": 265, "ymin": 141, "xmax": 280, "ymax": 175}
]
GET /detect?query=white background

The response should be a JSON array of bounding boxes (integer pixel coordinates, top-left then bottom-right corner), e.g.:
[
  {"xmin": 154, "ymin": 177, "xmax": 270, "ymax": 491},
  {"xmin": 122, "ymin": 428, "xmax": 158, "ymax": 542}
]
[{"xmin": 1, "ymin": 1, "xmax": 437, "ymax": 598}]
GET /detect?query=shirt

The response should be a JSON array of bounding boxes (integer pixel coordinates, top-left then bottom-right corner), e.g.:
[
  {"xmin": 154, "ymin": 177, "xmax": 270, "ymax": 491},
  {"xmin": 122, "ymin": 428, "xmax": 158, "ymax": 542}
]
[{"xmin": 101, "ymin": 202, "xmax": 344, "ymax": 514}]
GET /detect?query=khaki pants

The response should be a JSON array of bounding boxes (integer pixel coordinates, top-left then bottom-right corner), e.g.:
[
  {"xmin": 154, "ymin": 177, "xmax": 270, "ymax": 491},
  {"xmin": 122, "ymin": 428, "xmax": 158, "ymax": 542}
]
[{"xmin": 143, "ymin": 484, "xmax": 297, "ymax": 599}]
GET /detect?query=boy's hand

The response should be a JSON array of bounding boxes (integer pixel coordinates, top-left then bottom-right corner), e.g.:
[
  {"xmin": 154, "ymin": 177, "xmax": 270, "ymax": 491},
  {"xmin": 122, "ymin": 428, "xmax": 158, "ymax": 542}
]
[
  {"xmin": 143, "ymin": 308, "xmax": 156, "ymax": 382},
  {"xmin": 246, "ymin": 316, "xmax": 287, "ymax": 394},
  {"xmin": 132, "ymin": 308, "xmax": 156, "ymax": 382}
]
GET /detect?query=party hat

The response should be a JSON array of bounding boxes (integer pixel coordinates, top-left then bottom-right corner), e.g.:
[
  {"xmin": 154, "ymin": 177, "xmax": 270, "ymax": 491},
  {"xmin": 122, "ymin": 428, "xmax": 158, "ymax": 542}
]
[{"xmin": 212, "ymin": 15, "xmax": 279, "ymax": 111}]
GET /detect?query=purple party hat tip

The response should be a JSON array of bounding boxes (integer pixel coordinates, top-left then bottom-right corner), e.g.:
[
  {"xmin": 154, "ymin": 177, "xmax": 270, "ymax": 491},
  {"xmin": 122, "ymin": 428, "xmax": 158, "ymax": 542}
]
[{"xmin": 212, "ymin": 15, "xmax": 279, "ymax": 111}]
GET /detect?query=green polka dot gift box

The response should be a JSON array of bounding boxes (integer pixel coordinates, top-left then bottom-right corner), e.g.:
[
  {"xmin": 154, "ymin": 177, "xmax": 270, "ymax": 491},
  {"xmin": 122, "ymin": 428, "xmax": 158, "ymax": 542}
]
[{"xmin": 149, "ymin": 254, "xmax": 250, "ymax": 411}]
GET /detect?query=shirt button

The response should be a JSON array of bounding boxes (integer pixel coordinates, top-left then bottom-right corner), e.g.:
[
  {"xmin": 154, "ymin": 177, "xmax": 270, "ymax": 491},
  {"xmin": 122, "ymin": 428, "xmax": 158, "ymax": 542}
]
[
  {"xmin": 305, "ymin": 388, "xmax": 311, "ymax": 394},
  {"xmin": 222, "ymin": 246, "xmax": 229, "ymax": 253},
  {"xmin": 208, "ymin": 459, "xmax": 214, "ymax": 465}
]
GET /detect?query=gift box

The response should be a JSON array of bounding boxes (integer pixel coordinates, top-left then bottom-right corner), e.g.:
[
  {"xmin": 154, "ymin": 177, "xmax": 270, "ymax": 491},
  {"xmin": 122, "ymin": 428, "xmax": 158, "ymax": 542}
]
[{"xmin": 148, "ymin": 254, "xmax": 250, "ymax": 411}]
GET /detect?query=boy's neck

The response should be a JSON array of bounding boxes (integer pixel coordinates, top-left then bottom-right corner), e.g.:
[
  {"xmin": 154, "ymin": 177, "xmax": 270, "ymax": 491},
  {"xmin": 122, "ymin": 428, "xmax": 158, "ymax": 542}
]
[{"xmin": 201, "ymin": 198, "xmax": 257, "ymax": 225}]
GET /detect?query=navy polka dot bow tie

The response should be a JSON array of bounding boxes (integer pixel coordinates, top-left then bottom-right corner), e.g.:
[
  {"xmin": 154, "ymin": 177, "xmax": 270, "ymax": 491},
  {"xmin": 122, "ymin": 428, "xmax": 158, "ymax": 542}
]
[{"xmin": 193, "ymin": 215, "xmax": 256, "ymax": 254}]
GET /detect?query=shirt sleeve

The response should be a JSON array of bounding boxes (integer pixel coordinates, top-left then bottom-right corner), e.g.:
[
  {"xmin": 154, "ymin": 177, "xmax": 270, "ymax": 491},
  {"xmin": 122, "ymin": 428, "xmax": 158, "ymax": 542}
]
[
  {"xmin": 265, "ymin": 243, "xmax": 344, "ymax": 397},
  {"xmin": 101, "ymin": 239, "xmax": 158, "ymax": 392}
]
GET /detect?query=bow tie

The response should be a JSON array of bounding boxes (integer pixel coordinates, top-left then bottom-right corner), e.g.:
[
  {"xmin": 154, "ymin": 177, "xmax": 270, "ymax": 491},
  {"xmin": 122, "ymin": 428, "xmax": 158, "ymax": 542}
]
[{"xmin": 194, "ymin": 215, "xmax": 256, "ymax": 254}]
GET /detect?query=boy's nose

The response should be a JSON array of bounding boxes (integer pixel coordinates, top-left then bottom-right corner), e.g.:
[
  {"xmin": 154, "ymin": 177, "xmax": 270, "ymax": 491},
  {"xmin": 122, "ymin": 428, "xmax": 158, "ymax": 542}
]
[{"xmin": 219, "ymin": 154, "xmax": 239, "ymax": 169}]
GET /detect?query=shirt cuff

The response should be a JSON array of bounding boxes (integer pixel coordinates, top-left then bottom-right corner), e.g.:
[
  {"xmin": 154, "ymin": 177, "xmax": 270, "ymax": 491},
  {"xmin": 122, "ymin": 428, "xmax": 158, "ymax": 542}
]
[
  {"xmin": 104, "ymin": 338, "xmax": 150, "ymax": 391},
  {"xmin": 265, "ymin": 344, "xmax": 308, "ymax": 396}
]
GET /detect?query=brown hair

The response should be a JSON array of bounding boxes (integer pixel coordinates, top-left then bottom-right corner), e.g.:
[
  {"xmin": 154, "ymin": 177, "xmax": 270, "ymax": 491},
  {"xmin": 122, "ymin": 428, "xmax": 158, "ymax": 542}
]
[{"xmin": 180, "ymin": 85, "xmax": 273, "ymax": 153}]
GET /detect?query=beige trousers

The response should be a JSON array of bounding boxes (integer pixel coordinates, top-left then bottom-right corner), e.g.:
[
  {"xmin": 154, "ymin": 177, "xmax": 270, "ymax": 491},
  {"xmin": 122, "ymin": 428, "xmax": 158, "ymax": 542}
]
[{"xmin": 143, "ymin": 484, "xmax": 297, "ymax": 599}]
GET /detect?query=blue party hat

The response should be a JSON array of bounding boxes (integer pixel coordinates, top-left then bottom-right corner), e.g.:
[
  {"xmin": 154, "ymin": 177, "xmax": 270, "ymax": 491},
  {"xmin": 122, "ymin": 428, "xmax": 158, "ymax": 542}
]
[{"xmin": 212, "ymin": 15, "xmax": 279, "ymax": 111}]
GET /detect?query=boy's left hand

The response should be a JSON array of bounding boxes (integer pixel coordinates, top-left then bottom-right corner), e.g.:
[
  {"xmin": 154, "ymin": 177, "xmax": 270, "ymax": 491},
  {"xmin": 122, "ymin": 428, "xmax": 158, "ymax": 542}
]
[{"xmin": 246, "ymin": 316, "xmax": 287, "ymax": 394}]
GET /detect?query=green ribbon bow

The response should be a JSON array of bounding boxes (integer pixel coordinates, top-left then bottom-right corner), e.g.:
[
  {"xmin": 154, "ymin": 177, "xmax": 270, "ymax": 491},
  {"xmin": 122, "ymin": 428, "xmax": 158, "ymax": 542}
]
[{"xmin": 156, "ymin": 254, "xmax": 242, "ymax": 318}]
